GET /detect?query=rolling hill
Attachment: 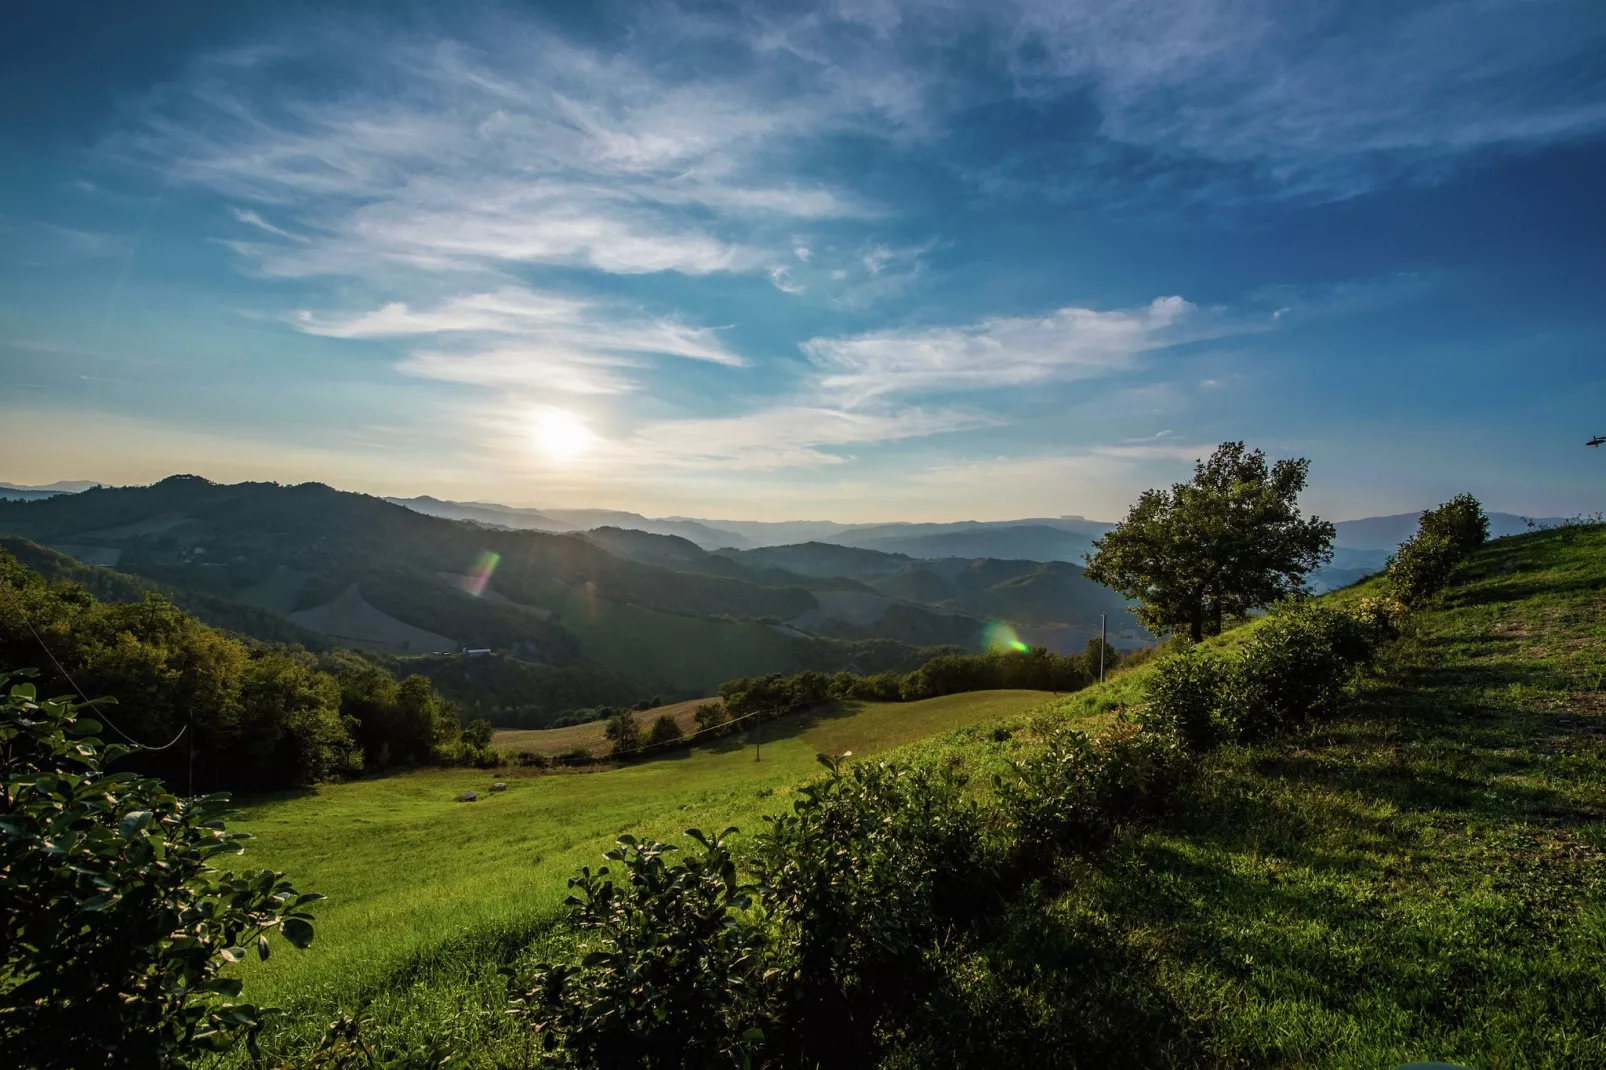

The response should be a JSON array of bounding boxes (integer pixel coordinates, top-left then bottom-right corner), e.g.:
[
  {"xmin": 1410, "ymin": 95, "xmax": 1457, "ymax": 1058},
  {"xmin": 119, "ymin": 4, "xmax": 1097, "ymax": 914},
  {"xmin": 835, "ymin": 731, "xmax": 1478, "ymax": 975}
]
[
  {"xmin": 0, "ymin": 477, "xmax": 969, "ymax": 704},
  {"xmin": 221, "ymin": 521, "xmax": 1606, "ymax": 1067}
]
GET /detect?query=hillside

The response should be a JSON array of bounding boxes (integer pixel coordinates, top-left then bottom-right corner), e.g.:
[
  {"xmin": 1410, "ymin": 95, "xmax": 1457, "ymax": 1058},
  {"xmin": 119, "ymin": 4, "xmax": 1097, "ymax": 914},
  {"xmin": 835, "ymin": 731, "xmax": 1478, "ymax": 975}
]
[
  {"xmin": 0, "ymin": 478, "xmax": 968, "ymax": 704},
  {"xmin": 221, "ymin": 522, "xmax": 1604, "ymax": 1066}
]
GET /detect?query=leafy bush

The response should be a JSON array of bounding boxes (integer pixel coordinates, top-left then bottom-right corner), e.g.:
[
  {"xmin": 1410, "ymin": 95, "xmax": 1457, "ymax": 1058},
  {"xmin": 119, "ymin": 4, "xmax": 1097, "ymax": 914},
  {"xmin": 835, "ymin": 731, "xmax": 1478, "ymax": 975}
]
[
  {"xmin": 1386, "ymin": 494, "xmax": 1489, "ymax": 605},
  {"xmin": 692, "ymin": 701, "xmax": 728, "ymax": 734},
  {"xmin": 645, "ymin": 713, "xmax": 683, "ymax": 746},
  {"xmin": 1139, "ymin": 647, "xmax": 1230, "ymax": 751},
  {"xmin": 507, "ymin": 830, "xmax": 767, "ymax": 1068},
  {"xmin": 998, "ymin": 723, "xmax": 1187, "ymax": 860},
  {"xmin": 1223, "ymin": 601, "xmax": 1374, "ymax": 740},
  {"xmin": 0, "ymin": 671, "xmax": 321, "ymax": 1067},
  {"xmin": 755, "ymin": 755, "xmax": 988, "ymax": 1064},
  {"xmin": 1386, "ymin": 530, "xmax": 1459, "ymax": 606},
  {"xmin": 602, "ymin": 709, "xmax": 642, "ymax": 756},
  {"xmin": 1418, "ymin": 492, "xmax": 1490, "ymax": 557}
]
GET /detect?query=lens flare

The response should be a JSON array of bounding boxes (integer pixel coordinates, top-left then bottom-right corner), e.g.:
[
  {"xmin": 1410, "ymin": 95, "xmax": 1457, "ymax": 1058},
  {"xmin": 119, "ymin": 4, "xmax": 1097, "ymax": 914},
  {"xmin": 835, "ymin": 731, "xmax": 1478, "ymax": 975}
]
[
  {"xmin": 459, "ymin": 551, "xmax": 501, "ymax": 598},
  {"xmin": 983, "ymin": 620, "xmax": 1029, "ymax": 653}
]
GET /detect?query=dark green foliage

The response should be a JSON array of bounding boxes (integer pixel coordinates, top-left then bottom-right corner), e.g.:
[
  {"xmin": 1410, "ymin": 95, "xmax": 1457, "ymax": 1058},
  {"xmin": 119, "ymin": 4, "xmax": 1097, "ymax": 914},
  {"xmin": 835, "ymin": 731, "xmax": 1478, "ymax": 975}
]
[
  {"xmin": 0, "ymin": 550, "xmax": 480, "ymax": 791},
  {"xmin": 460, "ymin": 717, "xmax": 493, "ymax": 749},
  {"xmin": 755, "ymin": 756, "xmax": 989, "ymax": 1063},
  {"xmin": 899, "ymin": 645, "xmax": 1092, "ymax": 699},
  {"xmin": 508, "ymin": 830, "xmax": 767, "ymax": 1068},
  {"xmin": 0, "ymin": 550, "xmax": 361, "ymax": 791},
  {"xmin": 1387, "ymin": 493, "xmax": 1489, "ymax": 605},
  {"xmin": 1418, "ymin": 492, "xmax": 1490, "ymax": 557},
  {"xmin": 398, "ymin": 652, "xmax": 644, "ymax": 731},
  {"xmin": 1224, "ymin": 601, "xmax": 1375, "ymax": 740},
  {"xmin": 0, "ymin": 673, "xmax": 320, "ymax": 1067},
  {"xmin": 1084, "ymin": 441, "xmax": 1335, "ymax": 641},
  {"xmin": 645, "ymin": 714, "xmax": 683, "ymax": 746},
  {"xmin": 603, "ymin": 709, "xmax": 642, "ymax": 756},
  {"xmin": 692, "ymin": 701, "xmax": 728, "ymax": 734},
  {"xmin": 997, "ymin": 723, "xmax": 1187, "ymax": 859},
  {"xmin": 1139, "ymin": 646, "xmax": 1230, "ymax": 750},
  {"xmin": 717, "ymin": 670, "xmax": 831, "ymax": 716}
]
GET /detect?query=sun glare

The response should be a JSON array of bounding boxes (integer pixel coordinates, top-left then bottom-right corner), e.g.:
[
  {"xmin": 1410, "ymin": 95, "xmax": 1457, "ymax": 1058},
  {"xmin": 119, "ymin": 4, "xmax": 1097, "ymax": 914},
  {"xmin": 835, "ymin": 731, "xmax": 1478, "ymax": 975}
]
[{"xmin": 532, "ymin": 409, "xmax": 596, "ymax": 461}]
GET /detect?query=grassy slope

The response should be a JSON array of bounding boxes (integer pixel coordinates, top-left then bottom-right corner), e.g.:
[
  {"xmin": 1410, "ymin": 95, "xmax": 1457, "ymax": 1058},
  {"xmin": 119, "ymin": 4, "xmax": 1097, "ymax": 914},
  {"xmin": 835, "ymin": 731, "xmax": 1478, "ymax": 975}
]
[
  {"xmin": 233, "ymin": 689, "xmax": 1059, "ymax": 1017},
  {"xmin": 236, "ymin": 526, "xmax": 1604, "ymax": 1065},
  {"xmin": 998, "ymin": 525, "xmax": 1606, "ymax": 1068}
]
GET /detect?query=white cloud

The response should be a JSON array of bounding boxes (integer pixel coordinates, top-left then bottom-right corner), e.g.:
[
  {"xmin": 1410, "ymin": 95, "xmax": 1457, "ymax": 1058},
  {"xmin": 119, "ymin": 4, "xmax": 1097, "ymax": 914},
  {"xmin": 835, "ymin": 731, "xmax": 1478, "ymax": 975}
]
[
  {"xmin": 228, "ymin": 206, "xmax": 304, "ymax": 241},
  {"xmin": 119, "ymin": 19, "xmax": 905, "ymax": 283},
  {"xmin": 803, "ymin": 294, "xmax": 1219, "ymax": 403},
  {"xmin": 295, "ymin": 286, "xmax": 743, "ymax": 395}
]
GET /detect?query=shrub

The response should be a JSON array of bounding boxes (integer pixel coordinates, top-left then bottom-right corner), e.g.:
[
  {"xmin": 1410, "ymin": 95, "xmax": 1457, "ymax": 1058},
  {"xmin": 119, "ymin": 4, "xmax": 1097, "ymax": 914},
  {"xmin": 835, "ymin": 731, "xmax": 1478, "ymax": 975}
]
[
  {"xmin": 507, "ymin": 830, "xmax": 767, "ymax": 1068},
  {"xmin": 997, "ymin": 723, "xmax": 1187, "ymax": 860},
  {"xmin": 755, "ymin": 756, "xmax": 987, "ymax": 1064},
  {"xmin": 692, "ymin": 701, "xmax": 728, "ymax": 735},
  {"xmin": 1354, "ymin": 595, "xmax": 1408, "ymax": 644},
  {"xmin": 1223, "ymin": 602, "xmax": 1374, "ymax": 740},
  {"xmin": 0, "ymin": 671, "xmax": 321, "ymax": 1067},
  {"xmin": 1385, "ymin": 493, "xmax": 1489, "ymax": 605},
  {"xmin": 1419, "ymin": 492, "xmax": 1489, "ymax": 557},
  {"xmin": 1386, "ymin": 530, "xmax": 1459, "ymax": 606},
  {"xmin": 645, "ymin": 714, "xmax": 683, "ymax": 747},
  {"xmin": 602, "ymin": 710, "xmax": 642, "ymax": 756},
  {"xmin": 1139, "ymin": 647, "xmax": 1230, "ymax": 751}
]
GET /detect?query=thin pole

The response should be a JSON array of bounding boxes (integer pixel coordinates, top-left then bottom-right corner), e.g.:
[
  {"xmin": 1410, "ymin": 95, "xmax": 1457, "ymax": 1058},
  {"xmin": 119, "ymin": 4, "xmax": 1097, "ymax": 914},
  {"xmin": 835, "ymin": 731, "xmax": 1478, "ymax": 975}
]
[
  {"xmin": 753, "ymin": 720, "xmax": 761, "ymax": 763},
  {"xmin": 1100, "ymin": 613, "xmax": 1106, "ymax": 683}
]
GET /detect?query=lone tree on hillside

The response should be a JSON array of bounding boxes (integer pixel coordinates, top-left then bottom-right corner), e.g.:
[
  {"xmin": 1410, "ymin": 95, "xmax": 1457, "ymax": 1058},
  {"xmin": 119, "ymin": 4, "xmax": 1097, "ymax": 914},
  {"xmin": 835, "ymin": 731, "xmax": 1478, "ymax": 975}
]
[{"xmin": 1084, "ymin": 441, "xmax": 1335, "ymax": 642}]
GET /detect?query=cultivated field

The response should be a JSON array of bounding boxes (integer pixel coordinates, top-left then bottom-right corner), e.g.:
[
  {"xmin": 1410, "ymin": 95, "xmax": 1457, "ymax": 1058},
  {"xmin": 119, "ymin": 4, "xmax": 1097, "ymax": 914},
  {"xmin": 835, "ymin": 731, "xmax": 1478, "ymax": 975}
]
[{"xmin": 490, "ymin": 696, "xmax": 716, "ymax": 756}]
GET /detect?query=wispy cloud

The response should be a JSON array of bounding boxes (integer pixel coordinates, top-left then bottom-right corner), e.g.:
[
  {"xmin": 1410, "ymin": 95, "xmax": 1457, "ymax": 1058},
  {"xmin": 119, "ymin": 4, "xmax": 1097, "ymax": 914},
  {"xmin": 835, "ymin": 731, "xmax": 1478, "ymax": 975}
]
[
  {"xmin": 118, "ymin": 19, "xmax": 907, "ymax": 283},
  {"xmin": 294, "ymin": 286, "xmax": 743, "ymax": 395},
  {"xmin": 802, "ymin": 295, "xmax": 1231, "ymax": 404},
  {"xmin": 606, "ymin": 406, "xmax": 991, "ymax": 471}
]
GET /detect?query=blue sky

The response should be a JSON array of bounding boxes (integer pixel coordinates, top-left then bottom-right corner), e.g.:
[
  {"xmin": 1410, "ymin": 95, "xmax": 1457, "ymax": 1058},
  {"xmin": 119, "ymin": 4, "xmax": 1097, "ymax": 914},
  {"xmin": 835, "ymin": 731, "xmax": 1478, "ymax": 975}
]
[{"xmin": 2, "ymin": 0, "xmax": 1603, "ymax": 521}]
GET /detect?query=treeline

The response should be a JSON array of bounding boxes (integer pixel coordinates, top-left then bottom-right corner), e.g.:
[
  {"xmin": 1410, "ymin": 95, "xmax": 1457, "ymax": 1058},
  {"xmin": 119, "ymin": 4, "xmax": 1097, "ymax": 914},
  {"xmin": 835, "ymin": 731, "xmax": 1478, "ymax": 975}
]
[
  {"xmin": 719, "ymin": 639, "xmax": 1128, "ymax": 714},
  {"xmin": 0, "ymin": 550, "xmax": 489, "ymax": 792},
  {"xmin": 593, "ymin": 640, "xmax": 1136, "ymax": 758}
]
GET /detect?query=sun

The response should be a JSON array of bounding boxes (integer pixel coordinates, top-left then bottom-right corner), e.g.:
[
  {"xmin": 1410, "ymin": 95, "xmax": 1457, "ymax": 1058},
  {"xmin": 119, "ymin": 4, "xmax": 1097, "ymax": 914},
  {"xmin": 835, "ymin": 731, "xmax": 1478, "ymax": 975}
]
[{"xmin": 532, "ymin": 409, "xmax": 596, "ymax": 461}]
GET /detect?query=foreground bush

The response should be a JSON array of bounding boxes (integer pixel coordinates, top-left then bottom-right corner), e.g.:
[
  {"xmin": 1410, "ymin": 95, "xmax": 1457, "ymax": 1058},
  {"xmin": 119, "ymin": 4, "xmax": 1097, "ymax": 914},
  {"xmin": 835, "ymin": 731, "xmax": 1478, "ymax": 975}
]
[
  {"xmin": 1224, "ymin": 601, "xmax": 1375, "ymax": 740},
  {"xmin": 757, "ymin": 756, "xmax": 988, "ymax": 1064},
  {"xmin": 998, "ymin": 722, "xmax": 1188, "ymax": 861},
  {"xmin": 1386, "ymin": 493, "xmax": 1489, "ymax": 605},
  {"xmin": 0, "ymin": 671, "xmax": 320, "ymax": 1067},
  {"xmin": 1138, "ymin": 647, "xmax": 1230, "ymax": 750},
  {"xmin": 508, "ymin": 830, "xmax": 767, "ymax": 1068}
]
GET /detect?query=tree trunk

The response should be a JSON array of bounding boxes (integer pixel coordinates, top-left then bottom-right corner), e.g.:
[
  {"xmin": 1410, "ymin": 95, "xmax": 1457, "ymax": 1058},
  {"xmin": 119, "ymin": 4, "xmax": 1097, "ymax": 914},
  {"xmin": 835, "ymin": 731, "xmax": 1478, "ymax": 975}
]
[{"xmin": 1189, "ymin": 611, "xmax": 1203, "ymax": 644}]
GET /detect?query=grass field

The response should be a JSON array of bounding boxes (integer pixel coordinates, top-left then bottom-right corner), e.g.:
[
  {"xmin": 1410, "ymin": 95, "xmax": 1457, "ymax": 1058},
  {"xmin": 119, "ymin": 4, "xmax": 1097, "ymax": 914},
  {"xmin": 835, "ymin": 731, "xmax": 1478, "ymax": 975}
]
[
  {"xmin": 230, "ymin": 525, "xmax": 1606, "ymax": 1066},
  {"xmin": 232, "ymin": 688, "xmax": 1060, "ymax": 1028}
]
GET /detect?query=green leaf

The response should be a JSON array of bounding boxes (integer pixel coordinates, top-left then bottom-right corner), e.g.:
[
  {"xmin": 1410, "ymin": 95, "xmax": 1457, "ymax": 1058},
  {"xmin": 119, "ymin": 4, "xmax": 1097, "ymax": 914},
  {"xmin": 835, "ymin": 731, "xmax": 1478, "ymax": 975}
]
[
  {"xmin": 281, "ymin": 916, "xmax": 315, "ymax": 949},
  {"xmin": 257, "ymin": 935, "xmax": 271, "ymax": 961}
]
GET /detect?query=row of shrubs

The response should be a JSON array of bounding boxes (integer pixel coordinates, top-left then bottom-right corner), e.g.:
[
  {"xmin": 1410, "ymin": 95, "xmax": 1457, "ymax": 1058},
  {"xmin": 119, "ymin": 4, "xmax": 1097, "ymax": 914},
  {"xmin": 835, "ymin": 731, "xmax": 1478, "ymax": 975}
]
[{"xmin": 508, "ymin": 585, "xmax": 1407, "ymax": 1065}]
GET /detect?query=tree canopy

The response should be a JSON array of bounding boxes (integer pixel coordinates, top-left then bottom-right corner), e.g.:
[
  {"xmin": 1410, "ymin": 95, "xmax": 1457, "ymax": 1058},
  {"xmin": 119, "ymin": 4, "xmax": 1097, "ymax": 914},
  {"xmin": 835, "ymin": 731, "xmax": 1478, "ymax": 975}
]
[{"xmin": 1083, "ymin": 442, "xmax": 1335, "ymax": 642}]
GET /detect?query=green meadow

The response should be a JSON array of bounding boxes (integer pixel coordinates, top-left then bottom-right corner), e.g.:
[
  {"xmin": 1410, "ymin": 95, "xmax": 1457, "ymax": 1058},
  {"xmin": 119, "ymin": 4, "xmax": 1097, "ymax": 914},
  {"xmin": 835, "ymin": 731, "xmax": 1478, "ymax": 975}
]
[
  {"xmin": 230, "ymin": 525, "xmax": 1606, "ymax": 1066},
  {"xmin": 232, "ymin": 690, "xmax": 1061, "ymax": 1016}
]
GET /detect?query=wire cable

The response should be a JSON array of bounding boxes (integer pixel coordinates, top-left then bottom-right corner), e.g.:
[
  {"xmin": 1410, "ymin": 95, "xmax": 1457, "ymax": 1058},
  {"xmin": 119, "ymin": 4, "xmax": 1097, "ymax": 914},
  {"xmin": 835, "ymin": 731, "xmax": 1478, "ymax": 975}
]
[{"xmin": 0, "ymin": 580, "xmax": 188, "ymax": 752}]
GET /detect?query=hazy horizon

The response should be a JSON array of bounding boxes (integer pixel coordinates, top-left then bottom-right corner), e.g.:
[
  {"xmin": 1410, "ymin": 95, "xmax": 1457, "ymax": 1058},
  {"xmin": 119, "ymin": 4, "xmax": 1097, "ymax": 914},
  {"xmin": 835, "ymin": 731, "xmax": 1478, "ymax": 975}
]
[
  {"xmin": 0, "ymin": 468, "xmax": 1592, "ymax": 530},
  {"xmin": 4, "ymin": 2, "xmax": 1603, "ymax": 523}
]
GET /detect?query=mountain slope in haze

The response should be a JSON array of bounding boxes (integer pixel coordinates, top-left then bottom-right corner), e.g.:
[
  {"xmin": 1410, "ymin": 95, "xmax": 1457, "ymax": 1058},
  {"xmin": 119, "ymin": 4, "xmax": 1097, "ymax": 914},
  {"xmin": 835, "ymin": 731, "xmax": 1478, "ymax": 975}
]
[
  {"xmin": 388, "ymin": 496, "xmax": 751, "ymax": 549},
  {"xmin": 833, "ymin": 524, "xmax": 1098, "ymax": 562},
  {"xmin": 0, "ymin": 477, "xmax": 959, "ymax": 698}
]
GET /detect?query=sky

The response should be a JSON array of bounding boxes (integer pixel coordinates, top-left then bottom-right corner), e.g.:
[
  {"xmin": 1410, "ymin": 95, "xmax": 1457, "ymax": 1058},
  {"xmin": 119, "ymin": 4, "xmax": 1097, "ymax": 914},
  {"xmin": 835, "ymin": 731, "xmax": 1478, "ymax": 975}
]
[{"xmin": 2, "ymin": 0, "xmax": 1603, "ymax": 522}]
